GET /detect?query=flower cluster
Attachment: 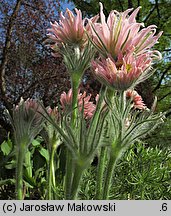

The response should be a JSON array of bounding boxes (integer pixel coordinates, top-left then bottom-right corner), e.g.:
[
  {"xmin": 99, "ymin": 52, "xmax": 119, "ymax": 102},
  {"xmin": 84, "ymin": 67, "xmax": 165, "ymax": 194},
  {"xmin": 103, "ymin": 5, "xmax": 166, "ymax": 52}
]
[
  {"xmin": 47, "ymin": 2, "xmax": 162, "ymax": 93},
  {"xmin": 90, "ymin": 3, "xmax": 162, "ymax": 91},
  {"xmin": 8, "ymin": 3, "xmax": 164, "ymax": 201}
]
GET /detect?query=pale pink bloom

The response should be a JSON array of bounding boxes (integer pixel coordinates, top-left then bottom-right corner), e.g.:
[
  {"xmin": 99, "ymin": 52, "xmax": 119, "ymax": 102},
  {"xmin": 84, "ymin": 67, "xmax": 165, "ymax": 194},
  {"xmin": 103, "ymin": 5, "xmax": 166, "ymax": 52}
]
[
  {"xmin": 24, "ymin": 98, "xmax": 40, "ymax": 111},
  {"xmin": 47, "ymin": 8, "xmax": 98, "ymax": 48},
  {"xmin": 78, "ymin": 91, "xmax": 97, "ymax": 119},
  {"xmin": 22, "ymin": 98, "xmax": 43, "ymax": 124},
  {"xmin": 126, "ymin": 90, "xmax": 146, "ymax": 109},
  {"xmin": 91, "ymin": 51, "xmax": 153, "ymax": 91},
  {"xmin": 14, "ymin": 98, "xmax": 44, "ymax": 129},
  {"xmin": 60, "ymin": 89, "xmax": 73, "ymax": 110},
  {"xmin": 60, "ymin": 89, "xmax": 98, "ymax": 119},
  {"xmin": 90, "ymin": 3, "xmax": 162, "ymax": 59}
]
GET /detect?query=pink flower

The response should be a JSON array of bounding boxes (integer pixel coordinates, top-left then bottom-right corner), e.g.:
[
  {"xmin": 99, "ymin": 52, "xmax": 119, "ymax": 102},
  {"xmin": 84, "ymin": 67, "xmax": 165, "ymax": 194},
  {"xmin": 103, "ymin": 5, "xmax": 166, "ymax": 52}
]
[
  {"xmin": 78, "ymin": 91, "xmax": 97, "ymax": 119},
  {"xmin": 13, "ymin": 98, "xmax": 44, "ymax": 145},
  {"xmin": 91, "ymin": 51, "xmax": 153, "ymax": 91},
  {"xmin": 47, "ymin": 8, "xmax": 98, "ymax": 49},
  {"xmin": 126, "ymin": 90, "xmax": 146, "ymax": 109},
  {"xmin": 90, "ymin": 3, "xmax": 162, "ymax": 59},
  {"xmin": 60, "ymin": 89, "xmax": 73, "ymax": 111},
  {"xmin": 60, "ymin": 89, "xmax": 98, "ymax": 119},
  {"xmin": 15, "ymin": 98, "xmax": 43, "ymax": 125}
]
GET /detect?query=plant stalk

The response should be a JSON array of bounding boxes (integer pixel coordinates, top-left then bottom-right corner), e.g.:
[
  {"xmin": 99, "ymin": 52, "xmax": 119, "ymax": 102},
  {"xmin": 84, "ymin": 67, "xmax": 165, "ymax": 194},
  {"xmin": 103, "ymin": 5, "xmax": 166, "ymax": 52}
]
[
  {"xmin": 16, "ymin": 144, "xmax": 25, "ymax": 200},
  {"xmin": 70, "ymin": 163, "xmax": 84, "ymax": 200},
  {"xmin": 95, "ymin": 147, "xmax": 106, "ymax": 199},
  {"xmin": 64, "ymin": 150, "xmax": 73, "ymax": 199},
  {"xmin": 102, "ymin": 152, "xmax": 117, "ymax": 200},
  {"xmin": 47, "ymin": 144, "xmax": 57, "ymax": 200},
  {"xmin": 71, "ymin": 74, "xmax": 80, "ymax": 127},
  {"xmin": 64, "ymin": 71, "xmax": 81, "ymax": 199}
]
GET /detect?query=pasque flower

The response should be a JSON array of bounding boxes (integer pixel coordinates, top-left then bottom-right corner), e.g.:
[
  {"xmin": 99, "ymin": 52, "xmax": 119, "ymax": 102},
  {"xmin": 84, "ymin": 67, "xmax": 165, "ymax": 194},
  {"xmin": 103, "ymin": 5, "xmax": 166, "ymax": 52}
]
[
  {"xmin": 13, "ymin": 98, "xmax": 44, "ymax": 144},
  {"xmin": 60, "ymin": 89, "xmax": 97, "ymax": 119},
  {"xmin": 92, "ymin": 51, "xmax": 154, "ymax": 91},
  {"xmin": 60, "ymin": 88, "xmax": 73, "ymax": 111},
  {"xmin": 10, "ymin": 98, "xmax": 45, "ymax": 200},
  {"xmin": 126, "ymin": 90, "xmax": 146, "ymax": 109},
  {"xmin": 90, "ymin": 2, "xmax": 162, "ymax": 59},
  {"xmin": 47, "ymin": 8, "xmax": 98, "ymax": 98},
  {"xmin": 47, "ymin": 8, "xmax": 98, "ymax": 49}
]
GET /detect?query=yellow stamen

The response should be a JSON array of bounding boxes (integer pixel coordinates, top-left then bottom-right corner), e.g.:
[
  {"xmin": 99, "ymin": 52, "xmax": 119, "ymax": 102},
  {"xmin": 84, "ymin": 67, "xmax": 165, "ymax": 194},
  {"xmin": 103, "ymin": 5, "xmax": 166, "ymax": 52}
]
[{"xmin": 126, "ymin": 64, "xmax": 132, "ymax": 73}]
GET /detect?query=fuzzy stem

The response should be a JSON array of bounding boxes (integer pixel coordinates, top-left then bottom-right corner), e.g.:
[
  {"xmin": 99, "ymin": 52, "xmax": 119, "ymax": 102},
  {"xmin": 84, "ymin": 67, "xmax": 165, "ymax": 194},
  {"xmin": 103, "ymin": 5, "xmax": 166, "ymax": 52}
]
[
  {"xmin": 95, "ymin": 147, "xmax": 107, "ymax": 199},
  {"xmin": 64, "ymin": 150, "xmax": 73, "ymax": 199},
  {"xmin": 16, "ymin": 145, "xmax": 25, "ymax": 200},
  {"xmin": 102, "ymin": 152, "xmax": 117, "ymax": 200},
  {"xmin": 118, "ymin": 91, "xmax": 126, "ymax": 143},
  {"xmin": 70, "ymin": 163, "xmax": 84, "ymax": 200},
  {"xmin": 47, "ymin": 144, "xmax": 57, "ymax": 200},
  {"xmin": 64, "ymin": 78, "xmax": 78, "ymax": 199},
  {"xmin": 119, "ymin": 90, "xmax": 126, "ymax": 115},
  {"xmin": 65, "ymin": 68, "xmax": 82, "ymax": 199},
  {"xmin": 70, "ymin": 46, "xmax": 82, "ymax": 126},
  {"xmin": 71, "ymin": 78, "xmax": 79, "ymax": 126}
]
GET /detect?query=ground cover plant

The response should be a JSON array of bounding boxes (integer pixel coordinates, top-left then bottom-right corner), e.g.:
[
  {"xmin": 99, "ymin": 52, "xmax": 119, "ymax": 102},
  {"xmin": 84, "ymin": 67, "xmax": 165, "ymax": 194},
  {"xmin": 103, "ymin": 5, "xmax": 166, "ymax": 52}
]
[{"xmin": 0, "ymin": 1, "xmax": 170, "ymax": 200}]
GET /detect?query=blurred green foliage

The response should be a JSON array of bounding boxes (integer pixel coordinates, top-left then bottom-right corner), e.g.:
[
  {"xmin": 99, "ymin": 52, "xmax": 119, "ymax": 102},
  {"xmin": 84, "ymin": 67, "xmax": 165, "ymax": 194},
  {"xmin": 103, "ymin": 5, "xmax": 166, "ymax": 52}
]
[
  {"xmin": 79, "ymin": 142, "xmax": 171, "ymax": 200},
  {"xmin": 1, "ymin": 136, "xmax": 170, "ymax": 199}
]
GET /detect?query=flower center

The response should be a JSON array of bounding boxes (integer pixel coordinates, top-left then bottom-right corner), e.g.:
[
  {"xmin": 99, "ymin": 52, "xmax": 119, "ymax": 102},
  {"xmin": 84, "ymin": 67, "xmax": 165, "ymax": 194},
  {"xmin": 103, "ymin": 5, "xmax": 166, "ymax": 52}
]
[{"xmin": 126, "ymin": 64, "xmax": 132, "ymax": 73}]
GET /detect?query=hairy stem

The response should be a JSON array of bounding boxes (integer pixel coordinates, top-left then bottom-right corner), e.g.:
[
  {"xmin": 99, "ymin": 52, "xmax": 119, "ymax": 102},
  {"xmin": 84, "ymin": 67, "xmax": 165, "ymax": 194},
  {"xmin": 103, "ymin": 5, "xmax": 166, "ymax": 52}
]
[
  {"xmin": 64, "ymin": 150, "xmax": 73, "ymax": 199},
  {"xmin": 47, "ymin": 145, "xmax": 57, "ymax": 200},
  {"xmin": 71, "ymin": 74, "xmax": 80, "ymax": 127},
  {"xmin": 16, "ymin": 144, "xmax": 25, "ymax": 200},
  {"xmin": 64, "ymin": 70, "xmax": 81, "ymax": 199},
  {"xmin": 102, "ymin": 153, "xmax": 117, "ymax": 200},
  {"xmin": 70, "ymin": 163, "xmax": 84, "ymax": 200},
  {"xmin": 95, "ymin": 147, "xmax": 107, "ymax": 199}
]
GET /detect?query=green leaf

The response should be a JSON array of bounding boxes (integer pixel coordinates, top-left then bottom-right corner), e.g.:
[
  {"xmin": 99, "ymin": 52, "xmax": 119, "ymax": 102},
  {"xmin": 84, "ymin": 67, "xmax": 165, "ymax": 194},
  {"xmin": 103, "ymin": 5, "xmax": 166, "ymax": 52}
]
[
  {"xmin": 32, "ymin": 137, "xmax": 42, "ymax": 147},
  {"xmin": 25, "ymin": 150, "xmax": 32, "ymax": 178},
  {"xmin": 1, "ymin": 138, "xmax": 13, "ymax": 155},
  {"xmin": 23, "ymin": 169, "xmax": 36, "ymax": 187},
  {"xmin": 0, "ymin": 179, "xmax": 15, "ymax": 186},
  {"xmin": 5, "ymin": 160, "xmax": 16, "ymax": 169},
  {"xmin": 39, "ymin": 147, "xmax": 49, "ymax": 162}
]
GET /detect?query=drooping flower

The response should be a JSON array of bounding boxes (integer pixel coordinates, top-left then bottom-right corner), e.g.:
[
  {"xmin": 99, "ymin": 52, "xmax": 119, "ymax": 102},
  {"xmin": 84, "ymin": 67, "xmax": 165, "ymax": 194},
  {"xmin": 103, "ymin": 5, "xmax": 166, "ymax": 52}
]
[
  {"xmin": 15, "ymin": 98, "xmax": 44, "ymax": 126},
  {"xmin": 90, "ymin": 2, "xmax": 162, "ymax": 59},
  {"xmin": 11, "ymin": 98, "xmax": 44, "ymax": 146},
  {"xmin": 126, "ymin": 90, "xmax": 146, "ymax": 109},
  {"xmin": 47, "ymin": 8, "xmax": 98, "ymax": 49},
  {"xmin": 60, "ymin": 89, "xmax": 98, "ymax": 119},
  {"xmin": 91, "ymin": 51, "xmax": 153, "ymax": 91}
]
